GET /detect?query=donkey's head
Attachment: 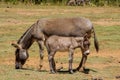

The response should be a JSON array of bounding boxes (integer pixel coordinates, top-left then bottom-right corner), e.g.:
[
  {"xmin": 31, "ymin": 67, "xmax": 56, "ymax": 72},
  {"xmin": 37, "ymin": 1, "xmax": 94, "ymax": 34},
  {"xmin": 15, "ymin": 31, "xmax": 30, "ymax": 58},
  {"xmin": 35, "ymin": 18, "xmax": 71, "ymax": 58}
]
[
  {"xmin": 11, "ymin": 42, "xmax": 29, "ymax": 69},
  {"xmin": 83, "ymin": 34, "xmax": 91, "ymax": 55}
]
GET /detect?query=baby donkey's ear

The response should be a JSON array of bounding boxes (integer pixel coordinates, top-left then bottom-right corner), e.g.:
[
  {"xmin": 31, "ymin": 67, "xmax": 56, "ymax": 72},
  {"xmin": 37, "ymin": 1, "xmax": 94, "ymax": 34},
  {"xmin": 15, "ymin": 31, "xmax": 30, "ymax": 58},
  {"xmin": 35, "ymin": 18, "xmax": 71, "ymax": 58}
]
[{"xmin": 75, "ymin": 37, "xmax": 84, "ymax": 42}]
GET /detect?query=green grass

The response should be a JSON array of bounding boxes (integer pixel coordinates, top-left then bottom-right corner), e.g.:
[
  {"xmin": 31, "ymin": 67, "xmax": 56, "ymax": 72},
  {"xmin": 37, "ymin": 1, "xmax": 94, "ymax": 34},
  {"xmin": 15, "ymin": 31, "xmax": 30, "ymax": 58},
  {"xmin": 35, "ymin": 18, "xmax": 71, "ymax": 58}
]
[
  {"xmin": 0, "ymin": 4, "xmax": 120, "ymax": 80},
  {"xmin": 95, "ymin": 26, "xmax": 120, "ymax": 50},
  {"xmin": 0, "ymin": 65, "xmax": 91, "ymax": 80}
]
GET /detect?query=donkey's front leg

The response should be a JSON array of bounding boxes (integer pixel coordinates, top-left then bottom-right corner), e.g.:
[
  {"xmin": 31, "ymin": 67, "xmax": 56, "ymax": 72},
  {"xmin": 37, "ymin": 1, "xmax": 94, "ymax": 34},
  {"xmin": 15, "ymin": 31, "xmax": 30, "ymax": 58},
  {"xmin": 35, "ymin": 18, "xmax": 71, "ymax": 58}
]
[
  {"xmin": 48, "ymin": 52, "xmax": 56, "ymax": 74},
  {"xmin": 69, "ymin": 49, "xmax": 74, "ymax": 74},
  {"xmin": 37, "ymin": 40, "xmax": 44, "ymax": 70}
]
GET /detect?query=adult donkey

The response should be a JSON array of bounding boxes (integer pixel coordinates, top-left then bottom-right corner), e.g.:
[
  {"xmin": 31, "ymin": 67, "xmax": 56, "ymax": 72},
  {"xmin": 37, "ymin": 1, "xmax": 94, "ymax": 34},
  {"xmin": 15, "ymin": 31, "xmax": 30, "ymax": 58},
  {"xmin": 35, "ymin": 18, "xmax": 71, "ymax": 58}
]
[{"xmin": 11, "ymin": 17, "xmax": 99, "ymax": 72}]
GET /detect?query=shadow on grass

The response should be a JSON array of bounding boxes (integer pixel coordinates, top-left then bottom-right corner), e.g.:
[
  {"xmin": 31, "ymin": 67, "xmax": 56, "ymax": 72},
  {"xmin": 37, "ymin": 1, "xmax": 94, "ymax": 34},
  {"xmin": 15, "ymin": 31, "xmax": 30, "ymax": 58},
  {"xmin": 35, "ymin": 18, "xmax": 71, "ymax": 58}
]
[
  {"xmin": 57, "ymin": 68, "xmax": 97, "ymax": 74},
  {"xmin": 21, "ymin": 68, "xmax": 48, "ymax": 72},
  {"xmin": 18, "ymin": 67, "xmax": 97, "ymax": 74},
  {"xmin": 81, "ymin": 68, "xmax": 97, "ymax": 74}
]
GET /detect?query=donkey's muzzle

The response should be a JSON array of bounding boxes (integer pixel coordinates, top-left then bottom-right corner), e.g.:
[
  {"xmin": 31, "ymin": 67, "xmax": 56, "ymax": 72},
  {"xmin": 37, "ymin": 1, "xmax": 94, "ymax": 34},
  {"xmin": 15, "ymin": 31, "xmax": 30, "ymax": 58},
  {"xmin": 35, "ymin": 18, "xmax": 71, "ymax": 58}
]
[
  {"xmin": 15, "ymin": 65, "xmax": 21, "ymax": 69},
  {"xmin": 84, "ymin": 50, "xmax": 90, "ymax": 55},
  {"xmin": 15, "ymin": 66, "xmax": 20, "ymax": 69},
  {"xmin": 15, "ymin": 63, "xmax": 22, "ymax": 69}
]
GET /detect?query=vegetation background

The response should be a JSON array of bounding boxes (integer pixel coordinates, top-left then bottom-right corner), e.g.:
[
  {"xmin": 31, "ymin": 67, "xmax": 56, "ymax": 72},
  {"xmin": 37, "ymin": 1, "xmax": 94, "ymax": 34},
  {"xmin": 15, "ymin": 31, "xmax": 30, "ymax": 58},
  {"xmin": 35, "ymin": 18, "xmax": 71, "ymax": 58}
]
[
  {"xmin": 0, "ymin": 0, "xmax": 120, "ymax": 6},
  {"xmin": 0, "ymin": 1, "xmax": 120, "ymax": 80}
]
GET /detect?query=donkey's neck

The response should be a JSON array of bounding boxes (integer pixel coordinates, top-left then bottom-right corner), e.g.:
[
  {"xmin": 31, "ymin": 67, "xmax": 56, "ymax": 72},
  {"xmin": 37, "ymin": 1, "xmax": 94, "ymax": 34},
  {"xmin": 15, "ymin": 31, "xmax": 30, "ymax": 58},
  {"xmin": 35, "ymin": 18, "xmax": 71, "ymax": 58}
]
[
  {"xmin": 19, "ymin": 37, "xmax": 34, "ymax": 49},
  {"xmin": 17, "ymin": 24, "xmax": 35, "ymax": 49}
]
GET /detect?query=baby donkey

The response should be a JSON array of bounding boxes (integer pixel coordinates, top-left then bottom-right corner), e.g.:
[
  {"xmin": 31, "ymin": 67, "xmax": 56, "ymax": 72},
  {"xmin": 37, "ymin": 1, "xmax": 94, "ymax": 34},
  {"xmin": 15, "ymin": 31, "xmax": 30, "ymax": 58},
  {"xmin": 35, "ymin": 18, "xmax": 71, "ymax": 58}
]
[{"xmin": 45, "ymin": 35, "xmax": 85, "ymax": 74}]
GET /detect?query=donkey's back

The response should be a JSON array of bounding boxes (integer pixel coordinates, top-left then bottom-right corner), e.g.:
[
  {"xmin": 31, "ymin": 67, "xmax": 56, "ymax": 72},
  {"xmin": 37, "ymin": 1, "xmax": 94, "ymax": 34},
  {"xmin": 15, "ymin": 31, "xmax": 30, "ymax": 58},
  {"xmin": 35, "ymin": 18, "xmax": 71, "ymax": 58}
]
[
  {"xmin": 37, "ymin": 17, "xmax": 93, "ymax": 37},
  {"xmin": 45, "ymin": 35, "xmax": 84, "ymax": 52}
]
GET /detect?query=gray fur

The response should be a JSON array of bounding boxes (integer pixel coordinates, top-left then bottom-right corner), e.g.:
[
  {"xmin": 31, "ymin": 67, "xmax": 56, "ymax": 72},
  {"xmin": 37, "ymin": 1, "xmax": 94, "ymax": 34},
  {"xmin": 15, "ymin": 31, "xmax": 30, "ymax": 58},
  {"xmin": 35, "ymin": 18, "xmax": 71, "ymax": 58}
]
[
  {"xmin": 45, "ymin": 35, "xmax": 84, "ymax": 74},
  {"xmin": 12, "ymin": 17, "xmax": 99, "ymax": 71}
]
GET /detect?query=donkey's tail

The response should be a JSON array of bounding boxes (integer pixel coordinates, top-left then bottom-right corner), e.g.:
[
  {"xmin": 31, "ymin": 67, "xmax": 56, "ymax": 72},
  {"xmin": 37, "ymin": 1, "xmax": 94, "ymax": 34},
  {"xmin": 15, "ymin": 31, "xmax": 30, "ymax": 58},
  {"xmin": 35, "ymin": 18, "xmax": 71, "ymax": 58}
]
[{"xmin": 93, "ymin": 27, "xmax": 99, "ymax": 52}]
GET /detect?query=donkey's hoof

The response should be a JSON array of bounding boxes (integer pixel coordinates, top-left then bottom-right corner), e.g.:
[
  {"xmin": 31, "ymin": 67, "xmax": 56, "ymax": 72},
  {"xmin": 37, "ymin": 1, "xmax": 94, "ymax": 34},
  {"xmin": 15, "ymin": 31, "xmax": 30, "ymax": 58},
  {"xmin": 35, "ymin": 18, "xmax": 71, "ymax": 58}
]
[
  {"xmin": 69, "ymin": 70, "xmax": 74, "ymax": 74},
  {"xmin": 76, "ymin": 67, "xmax": 80, "ymax": 71},
  {"xmin": 50, "ymin": 71, "xmax": 56, "ymax": 74}
]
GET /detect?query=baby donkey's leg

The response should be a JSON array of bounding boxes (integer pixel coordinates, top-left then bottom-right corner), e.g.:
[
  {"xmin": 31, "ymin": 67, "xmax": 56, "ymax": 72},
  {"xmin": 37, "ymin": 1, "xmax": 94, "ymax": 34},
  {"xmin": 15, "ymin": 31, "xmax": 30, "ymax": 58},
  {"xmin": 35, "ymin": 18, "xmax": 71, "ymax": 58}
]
[
  {"xmin": 69, "ymin": 48, "xmax": 74, "ymax": 74},
  {"xmin": 48, "ymin": 51, "xmax": 56, "ymax": 74}
]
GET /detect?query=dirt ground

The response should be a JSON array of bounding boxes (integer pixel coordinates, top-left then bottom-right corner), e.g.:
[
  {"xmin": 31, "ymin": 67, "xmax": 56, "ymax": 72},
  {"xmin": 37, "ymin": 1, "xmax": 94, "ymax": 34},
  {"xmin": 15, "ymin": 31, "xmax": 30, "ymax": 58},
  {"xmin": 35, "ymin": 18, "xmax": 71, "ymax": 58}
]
[
  {"xmin": 1, "ymin": 50, "xmax": 120, "ymax": 70},
  {"xmin": 0, "ymin": 6, "xmax": 120, "ymax": 80}
]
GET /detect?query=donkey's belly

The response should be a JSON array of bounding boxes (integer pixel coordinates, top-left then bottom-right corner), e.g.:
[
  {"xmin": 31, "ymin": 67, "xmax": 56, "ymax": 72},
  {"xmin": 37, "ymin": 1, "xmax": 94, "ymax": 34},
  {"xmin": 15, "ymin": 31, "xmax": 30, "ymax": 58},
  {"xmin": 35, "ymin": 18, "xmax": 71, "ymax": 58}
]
[{"xmin": 56, "ymin": 46, "xmax": 69, "ymax": 52}]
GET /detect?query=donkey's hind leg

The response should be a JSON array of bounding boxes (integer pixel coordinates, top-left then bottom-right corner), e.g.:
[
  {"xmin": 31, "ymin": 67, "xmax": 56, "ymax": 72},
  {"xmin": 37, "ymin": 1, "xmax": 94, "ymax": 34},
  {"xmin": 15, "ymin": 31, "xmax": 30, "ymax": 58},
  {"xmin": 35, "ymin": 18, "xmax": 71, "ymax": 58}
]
[
  {"xmin": 52, "ymin": 57, "xmax": 56, "ymax": 72},
  {"xmin": 76, "ymin": 54, "xmax": 87, "ymax": 72},
  {"xmin": 37, "ymin": 40, "xmax": 44, "ymax": 70},
  {"xmin": 69, "ymin": 48, "xmax": 74, "ymax": 74}
]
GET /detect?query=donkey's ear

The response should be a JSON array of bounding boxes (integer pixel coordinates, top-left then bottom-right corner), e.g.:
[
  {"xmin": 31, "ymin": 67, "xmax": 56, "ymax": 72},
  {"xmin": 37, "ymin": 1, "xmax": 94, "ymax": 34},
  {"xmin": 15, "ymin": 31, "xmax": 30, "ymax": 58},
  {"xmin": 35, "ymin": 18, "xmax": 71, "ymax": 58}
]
[
  {"xmin": 11, "ymin": 42, "xmax": 21, "ymax": 49},
  {"xmin": 75, "ymin": 37, "xmax": 84, "ymax": 41}
]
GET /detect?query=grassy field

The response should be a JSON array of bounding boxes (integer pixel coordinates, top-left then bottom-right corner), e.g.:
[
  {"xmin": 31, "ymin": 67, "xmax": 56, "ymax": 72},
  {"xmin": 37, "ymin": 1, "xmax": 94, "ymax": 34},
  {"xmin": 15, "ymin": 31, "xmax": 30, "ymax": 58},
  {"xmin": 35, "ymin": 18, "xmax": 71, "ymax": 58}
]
[{"xmin": 0, "ymin": 4, "xmax": 120, "ymax": 80}]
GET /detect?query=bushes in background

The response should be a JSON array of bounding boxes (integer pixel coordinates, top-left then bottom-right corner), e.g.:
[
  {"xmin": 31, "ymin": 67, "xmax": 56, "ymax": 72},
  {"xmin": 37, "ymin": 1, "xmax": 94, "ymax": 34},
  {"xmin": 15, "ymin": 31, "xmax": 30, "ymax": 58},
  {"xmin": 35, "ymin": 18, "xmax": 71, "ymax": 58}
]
[{"xmin": 0, "ymin": 0, "xmax": 119, "ymax": 6}]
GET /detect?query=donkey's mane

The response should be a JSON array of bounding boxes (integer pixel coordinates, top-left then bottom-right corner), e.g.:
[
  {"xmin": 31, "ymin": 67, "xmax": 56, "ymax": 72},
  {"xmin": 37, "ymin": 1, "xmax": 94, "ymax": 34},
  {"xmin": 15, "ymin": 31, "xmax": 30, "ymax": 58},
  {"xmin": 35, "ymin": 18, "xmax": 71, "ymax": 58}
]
[
  {"xmin": 17, "ymin": 23, "xmax": 36, "ymax": 49},
  {"xmin": 18, "ymin": 27, "xmax": 30, "ymax": 43}
]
